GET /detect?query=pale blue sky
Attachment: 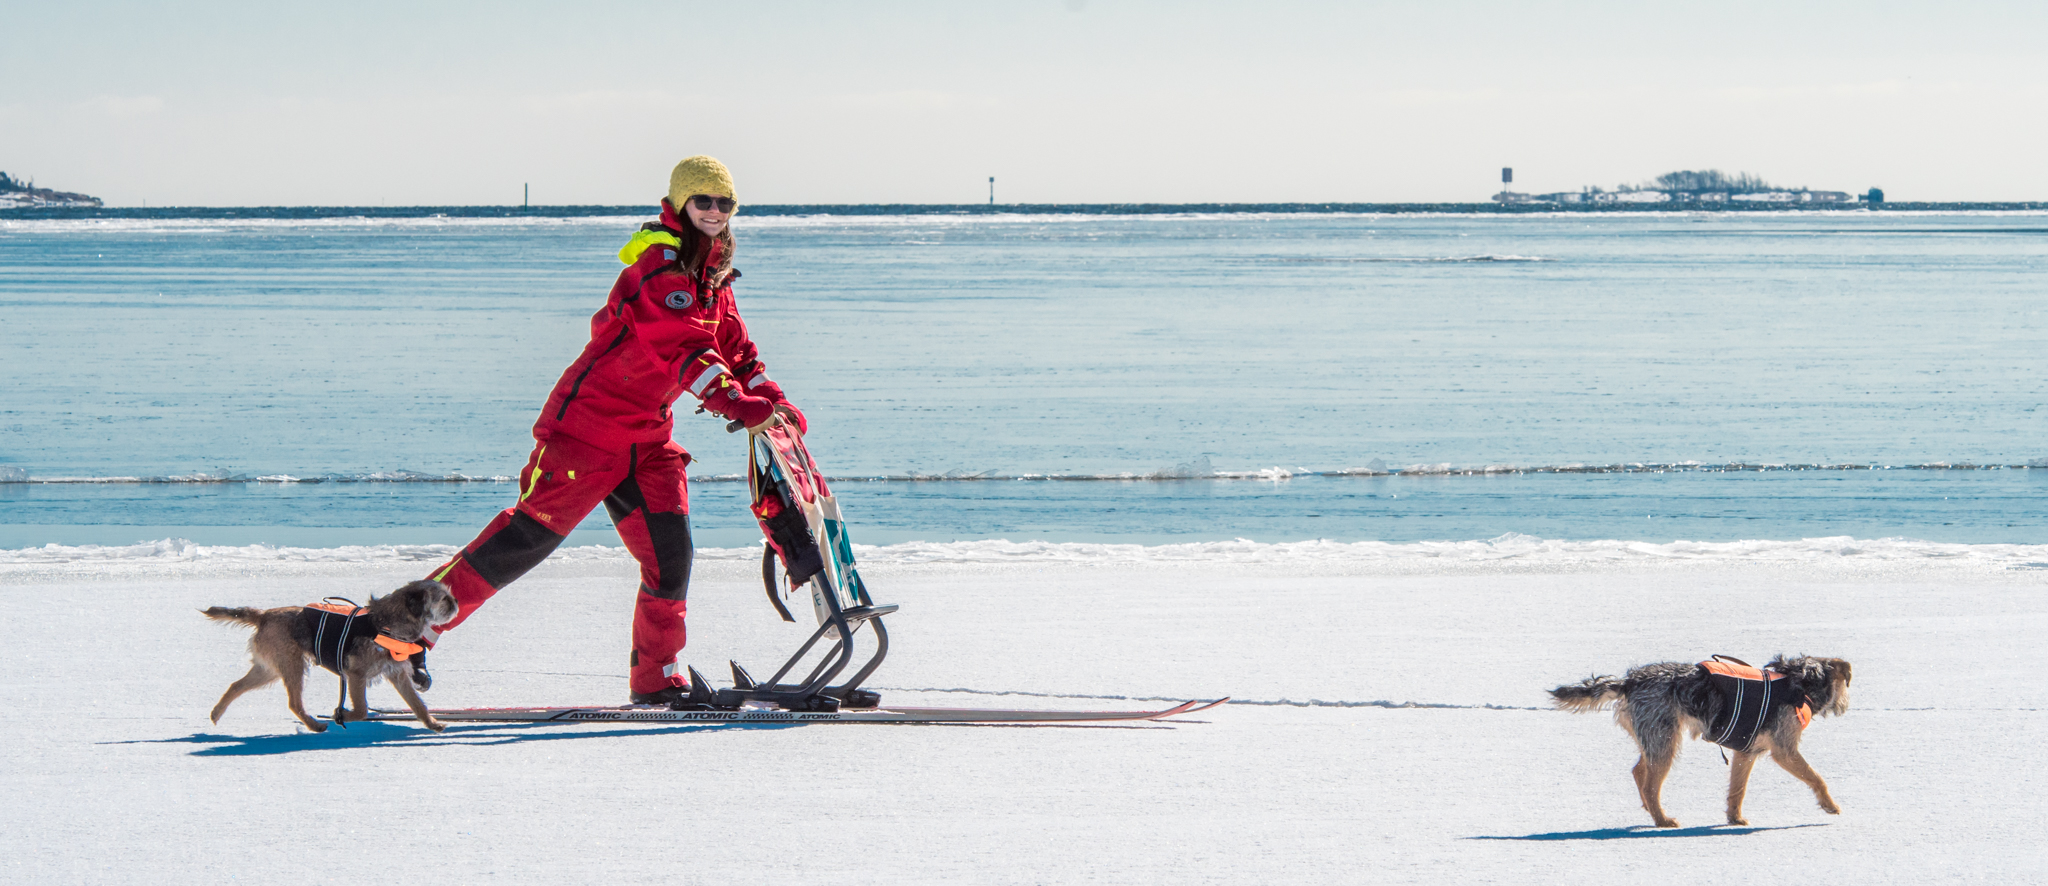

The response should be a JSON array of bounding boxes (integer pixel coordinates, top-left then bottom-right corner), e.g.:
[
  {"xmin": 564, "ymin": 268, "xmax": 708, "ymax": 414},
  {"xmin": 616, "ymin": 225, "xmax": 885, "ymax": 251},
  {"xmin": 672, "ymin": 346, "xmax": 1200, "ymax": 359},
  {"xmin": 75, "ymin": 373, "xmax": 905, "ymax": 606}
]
[{"xmin": 5, "ymin": 1, "xmax": 2043, "ymax": 205}]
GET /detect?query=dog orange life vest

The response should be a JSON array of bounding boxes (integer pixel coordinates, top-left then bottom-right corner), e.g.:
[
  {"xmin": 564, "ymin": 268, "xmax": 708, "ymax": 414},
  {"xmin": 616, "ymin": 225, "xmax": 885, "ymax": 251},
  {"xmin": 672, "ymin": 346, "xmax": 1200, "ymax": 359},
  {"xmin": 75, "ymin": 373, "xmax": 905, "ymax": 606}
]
[
  {"xmin": 300, "ymin": 599, "xmax": 425, "ymax": 675},
  {"xmin": 1699, "ymin": 655, "xmax": 1812, "ymax": 750}
]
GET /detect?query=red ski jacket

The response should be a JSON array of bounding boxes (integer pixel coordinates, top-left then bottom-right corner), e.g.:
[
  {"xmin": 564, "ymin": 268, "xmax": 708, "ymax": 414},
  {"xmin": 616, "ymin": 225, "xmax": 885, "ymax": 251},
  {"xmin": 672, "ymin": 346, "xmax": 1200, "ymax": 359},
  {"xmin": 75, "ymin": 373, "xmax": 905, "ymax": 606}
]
[{"xmin": 534, "ymin": 204, "xmax": 794, "ymax": 450}]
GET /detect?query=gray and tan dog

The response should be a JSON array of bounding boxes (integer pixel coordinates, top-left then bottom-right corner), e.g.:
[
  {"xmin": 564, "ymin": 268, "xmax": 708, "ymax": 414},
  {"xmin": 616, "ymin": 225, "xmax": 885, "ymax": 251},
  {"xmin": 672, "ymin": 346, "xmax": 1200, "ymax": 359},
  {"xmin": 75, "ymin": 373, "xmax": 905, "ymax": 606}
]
[
  {"xmin": 1551, "ymin": 655, "xmax": 1852, "ymax": 827},
  {"xmin": 204, "ymin": 580, "xmax": 457, "ymax": 732}
]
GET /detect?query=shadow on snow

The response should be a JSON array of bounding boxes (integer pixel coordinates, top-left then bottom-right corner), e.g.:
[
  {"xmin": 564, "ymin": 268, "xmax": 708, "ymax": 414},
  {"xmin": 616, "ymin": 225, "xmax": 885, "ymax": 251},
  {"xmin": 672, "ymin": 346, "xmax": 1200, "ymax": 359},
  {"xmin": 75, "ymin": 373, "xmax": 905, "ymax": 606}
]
[
  {"xmin": 1470, "ymin": 823, "xmax": 1829, "ymax": 841},
  {"xmin": 111, "ymin": 719, "xmax": 1172, "ymax": 756},
  {"xmin": 107, "ymin": 720, "xmax": 807, "ymax": 755}
]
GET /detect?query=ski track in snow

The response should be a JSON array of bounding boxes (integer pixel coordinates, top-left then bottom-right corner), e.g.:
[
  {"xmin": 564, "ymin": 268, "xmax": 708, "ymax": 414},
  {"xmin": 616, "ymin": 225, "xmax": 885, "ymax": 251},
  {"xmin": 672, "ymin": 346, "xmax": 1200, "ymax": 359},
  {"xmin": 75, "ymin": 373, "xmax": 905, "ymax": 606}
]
[{"xmin": 874, "ymin": 686, "xmax": 1546, "ymax": 710}]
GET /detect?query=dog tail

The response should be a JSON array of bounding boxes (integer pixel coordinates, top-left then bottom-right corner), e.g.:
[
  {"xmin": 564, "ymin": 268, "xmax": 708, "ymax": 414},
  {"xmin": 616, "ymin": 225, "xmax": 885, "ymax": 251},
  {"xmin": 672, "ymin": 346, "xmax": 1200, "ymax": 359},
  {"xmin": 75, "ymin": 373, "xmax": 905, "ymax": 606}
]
[
  {"xmin": 1549, "ymin": 675, "xmax": 1626, "ymax": 713},
  {"xmin": 201, "ymin": 606, "xmax": 266, "ymax": 628}
]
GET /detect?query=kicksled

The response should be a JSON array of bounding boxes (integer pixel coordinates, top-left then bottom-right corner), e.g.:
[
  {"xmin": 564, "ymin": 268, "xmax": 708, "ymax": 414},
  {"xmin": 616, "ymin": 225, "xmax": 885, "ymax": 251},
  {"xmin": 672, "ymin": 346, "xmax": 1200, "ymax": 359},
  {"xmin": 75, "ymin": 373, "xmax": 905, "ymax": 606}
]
[{"xmin": 359, "ymin": 424, "xmax": 1226, "ymax": 727}]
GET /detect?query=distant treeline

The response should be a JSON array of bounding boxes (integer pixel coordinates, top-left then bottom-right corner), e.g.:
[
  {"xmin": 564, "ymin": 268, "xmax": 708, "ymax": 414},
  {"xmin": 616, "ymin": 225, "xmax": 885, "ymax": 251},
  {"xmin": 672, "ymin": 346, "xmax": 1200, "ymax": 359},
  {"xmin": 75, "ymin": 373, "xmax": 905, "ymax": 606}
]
[
  {"xmin": 1641, "ymin": 170, "xmax": 1786, "ymax": 194},
  {"xmin": 0, "ymin": 171, "xmax": 103, "ymax": 206}
]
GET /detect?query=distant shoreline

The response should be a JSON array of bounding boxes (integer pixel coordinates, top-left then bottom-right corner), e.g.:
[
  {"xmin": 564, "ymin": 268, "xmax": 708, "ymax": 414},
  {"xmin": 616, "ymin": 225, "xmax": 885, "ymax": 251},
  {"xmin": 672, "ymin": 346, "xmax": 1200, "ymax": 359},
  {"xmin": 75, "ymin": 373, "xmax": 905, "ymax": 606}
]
[{"xmin": 3, "ymin": 201, "xmax": 2044, "ymax": 220}]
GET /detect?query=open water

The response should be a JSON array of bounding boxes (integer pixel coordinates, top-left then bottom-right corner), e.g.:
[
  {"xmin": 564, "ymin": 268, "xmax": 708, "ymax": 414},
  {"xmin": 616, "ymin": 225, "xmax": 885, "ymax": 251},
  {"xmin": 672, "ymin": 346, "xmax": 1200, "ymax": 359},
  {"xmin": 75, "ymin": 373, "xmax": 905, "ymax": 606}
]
[{"xmin": 2, "ymin": 209, "xmax": 2043, "ymax": 548}]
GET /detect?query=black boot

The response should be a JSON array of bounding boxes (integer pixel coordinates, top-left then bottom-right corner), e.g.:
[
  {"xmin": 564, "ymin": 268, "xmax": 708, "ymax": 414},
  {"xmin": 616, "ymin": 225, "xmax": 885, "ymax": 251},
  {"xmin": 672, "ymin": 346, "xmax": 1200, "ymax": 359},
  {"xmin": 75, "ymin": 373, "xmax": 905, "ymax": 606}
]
[{"xmin": 409, "ymin": 649, "xmax": 432, "ymax": 692}]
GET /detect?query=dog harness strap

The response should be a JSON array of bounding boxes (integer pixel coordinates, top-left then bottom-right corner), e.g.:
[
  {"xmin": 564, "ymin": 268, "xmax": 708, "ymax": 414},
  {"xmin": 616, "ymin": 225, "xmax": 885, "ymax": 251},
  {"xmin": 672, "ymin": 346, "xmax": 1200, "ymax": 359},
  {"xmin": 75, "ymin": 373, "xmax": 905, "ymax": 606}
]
[
  {"xmin": 1750, "ymin": 669, "xmax": 1778, "ymax": 745},
  {"xmin": 308, "ymin": 597, "xmax": 360, "ymax": 616},
  {"xmin": 330, "ymin": 608, "xmax": 361, "ymax": 674},
  {"xmin": 1715, "ymin": 672, "xmax": 1746, "ymax": 746},
  {"xmin": 337, "ymin": 609, "xmax": 360, "ymax": 674}
]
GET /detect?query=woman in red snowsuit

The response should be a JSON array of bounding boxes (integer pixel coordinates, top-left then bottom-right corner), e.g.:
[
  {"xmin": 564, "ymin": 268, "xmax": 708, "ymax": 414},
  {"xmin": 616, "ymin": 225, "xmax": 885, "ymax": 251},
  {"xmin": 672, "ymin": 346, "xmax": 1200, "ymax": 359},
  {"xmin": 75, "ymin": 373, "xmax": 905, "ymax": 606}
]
[{"xmin": 419, "ymin": 156, "xmax": 801, "ymax": 705}]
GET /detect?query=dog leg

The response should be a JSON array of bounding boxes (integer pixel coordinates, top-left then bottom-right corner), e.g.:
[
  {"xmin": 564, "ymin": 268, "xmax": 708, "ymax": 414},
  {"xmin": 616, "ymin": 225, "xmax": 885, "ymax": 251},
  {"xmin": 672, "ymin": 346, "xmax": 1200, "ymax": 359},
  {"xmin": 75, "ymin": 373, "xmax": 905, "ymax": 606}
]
[
  {"xmin": 1770, "ymin": 746, "xmax": 1841, "ymax": 815},
  {"xmin": 1639, "ymin": 752, "xmax": 1681, "ymax": 828},
  {"xmin": 277, "ymin": 657, "xmax": 328, "ymax": 733},
  {"xmin": 210, "ymin": 663, "xmax": 277, "ymax": 724},
  {"xmin": 334, "ymin": 671, "xmax": 372, "ymax": 725},
  {"xmin": 1725, "ymin": 749, "xmax": 1761, "ymax": 825},
  {"xmin": 1631, "ymin": 721, "xmax": 1682, "ymax": 829},
  {"xmin": 332, "ymin": 674, "xmax": 353, "ymax": 726},
  {"xmin": 391, "ymin": 667, "xmax": 446, "ymax": 733}
]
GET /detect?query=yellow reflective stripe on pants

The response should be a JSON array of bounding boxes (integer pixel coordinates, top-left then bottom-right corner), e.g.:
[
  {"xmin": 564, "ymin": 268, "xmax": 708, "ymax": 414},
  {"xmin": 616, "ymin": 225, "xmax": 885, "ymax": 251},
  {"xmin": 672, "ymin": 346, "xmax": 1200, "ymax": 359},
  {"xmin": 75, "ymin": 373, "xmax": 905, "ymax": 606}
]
[{"xmin": 520, "ymin": 446, "xmax": 547, "ymax": 503}]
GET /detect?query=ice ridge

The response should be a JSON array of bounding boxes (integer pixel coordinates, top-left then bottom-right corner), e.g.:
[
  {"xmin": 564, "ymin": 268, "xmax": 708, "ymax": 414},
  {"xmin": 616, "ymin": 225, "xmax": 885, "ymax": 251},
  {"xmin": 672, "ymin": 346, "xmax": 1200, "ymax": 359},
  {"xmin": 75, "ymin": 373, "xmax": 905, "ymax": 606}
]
[
  {"xmin": 8, "ymin": 535, "xmax": 2048, "ymax": 567},
  {"xmin": 4, "ymin": 460, "xmax": 2039, "ymax": 485}
]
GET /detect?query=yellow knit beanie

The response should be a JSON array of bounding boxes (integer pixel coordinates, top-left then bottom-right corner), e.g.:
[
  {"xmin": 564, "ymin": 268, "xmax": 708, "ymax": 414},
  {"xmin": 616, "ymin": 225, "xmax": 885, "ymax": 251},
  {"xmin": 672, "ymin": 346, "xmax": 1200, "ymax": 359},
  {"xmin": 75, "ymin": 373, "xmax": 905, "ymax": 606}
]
[{"xmin": 668, "ymin": 155, "xmax": 737, "ymax": 208}]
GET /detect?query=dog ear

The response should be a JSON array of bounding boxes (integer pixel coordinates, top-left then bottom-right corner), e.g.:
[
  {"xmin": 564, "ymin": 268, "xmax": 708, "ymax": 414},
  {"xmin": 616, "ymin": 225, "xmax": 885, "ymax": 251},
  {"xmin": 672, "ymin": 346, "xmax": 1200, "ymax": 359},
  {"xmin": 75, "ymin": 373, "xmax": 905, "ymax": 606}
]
[
  {"xmin": 1769, "ymin": 654, "xmax": 1821, "ymax": 697},
  {"xmin": 1797, "ymin": 656, "xmax": 1829, "ymax": 686},
  {"xmin": 1770, "ymin": 654, "xmax": 1819, "ymax": 684},
  {"xmin": 407, "ymin": 588, "xmax": 428, "ymax": 619}
]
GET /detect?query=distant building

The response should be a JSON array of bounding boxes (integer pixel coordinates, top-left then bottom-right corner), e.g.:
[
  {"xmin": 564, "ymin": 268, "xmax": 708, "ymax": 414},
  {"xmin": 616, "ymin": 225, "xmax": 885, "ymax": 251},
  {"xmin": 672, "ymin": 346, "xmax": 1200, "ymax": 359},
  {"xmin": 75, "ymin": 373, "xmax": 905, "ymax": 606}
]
[{"xmin": 1731, "ymin": 190, "xmax": 1852, "ymax": 203}]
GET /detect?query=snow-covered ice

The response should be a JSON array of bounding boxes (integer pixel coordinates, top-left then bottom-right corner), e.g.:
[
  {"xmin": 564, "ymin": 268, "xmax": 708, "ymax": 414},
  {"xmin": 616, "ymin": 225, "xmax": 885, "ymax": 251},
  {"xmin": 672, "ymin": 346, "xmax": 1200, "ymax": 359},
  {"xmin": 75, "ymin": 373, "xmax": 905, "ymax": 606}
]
[{"xmin": 2, "ymin": 541, "xmax": 2042, "ymax": 883}]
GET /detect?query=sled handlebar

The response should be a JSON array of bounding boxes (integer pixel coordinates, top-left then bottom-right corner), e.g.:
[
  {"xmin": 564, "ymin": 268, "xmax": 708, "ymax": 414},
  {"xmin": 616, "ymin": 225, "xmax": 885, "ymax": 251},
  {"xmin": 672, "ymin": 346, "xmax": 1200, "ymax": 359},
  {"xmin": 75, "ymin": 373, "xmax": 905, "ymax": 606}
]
[{"xmin": 727, "ymin": 417, "xmax": 802, "ymax": 436}]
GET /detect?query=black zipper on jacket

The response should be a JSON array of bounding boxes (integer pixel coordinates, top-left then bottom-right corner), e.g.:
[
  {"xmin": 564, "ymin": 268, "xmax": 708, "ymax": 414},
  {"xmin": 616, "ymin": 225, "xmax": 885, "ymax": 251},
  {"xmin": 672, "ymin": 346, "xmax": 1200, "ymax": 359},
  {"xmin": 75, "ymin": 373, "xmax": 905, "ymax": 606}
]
[{"xmin": 555, "ymin": 326, "xmax": 634, "ymax": 421}]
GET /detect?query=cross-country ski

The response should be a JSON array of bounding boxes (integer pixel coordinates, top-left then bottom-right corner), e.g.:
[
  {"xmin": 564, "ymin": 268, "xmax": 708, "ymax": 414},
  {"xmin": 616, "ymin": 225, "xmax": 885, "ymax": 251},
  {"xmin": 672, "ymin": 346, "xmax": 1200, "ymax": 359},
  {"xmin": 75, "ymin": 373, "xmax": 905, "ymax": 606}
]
[{"xmin": 355, "ymin": 698, "xmax": 1228, "ymax": 726}]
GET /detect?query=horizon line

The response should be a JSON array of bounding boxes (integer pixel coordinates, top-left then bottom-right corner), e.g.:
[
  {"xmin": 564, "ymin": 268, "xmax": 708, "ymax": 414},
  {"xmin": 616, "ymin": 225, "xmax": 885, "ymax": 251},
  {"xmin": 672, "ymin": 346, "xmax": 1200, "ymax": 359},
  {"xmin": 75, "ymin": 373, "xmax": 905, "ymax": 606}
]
[{"xmin": 9, "ymin": 200, "xmax": 2048, "ymax": 219}]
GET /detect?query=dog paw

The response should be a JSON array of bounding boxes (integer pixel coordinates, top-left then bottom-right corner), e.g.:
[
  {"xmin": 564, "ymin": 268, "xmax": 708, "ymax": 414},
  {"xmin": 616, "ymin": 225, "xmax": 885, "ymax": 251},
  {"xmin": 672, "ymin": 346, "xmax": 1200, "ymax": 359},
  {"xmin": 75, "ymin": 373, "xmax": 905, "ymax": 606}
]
[
  {"xmin": 1727, "ymin": 817, "xmax": 1749, "ymax": 826},
  {"xmin": 1654, "ymin": 818, "xmax": 1680, "ymax": 829},
  {"xmin": 1821, "ymin": 802, "xmax": 1841, "ymax": 815},
  {"xmin": 424, "ymin": 719, "xmax": 447, "ymax": 733},
  {"xmin": 304, "ymin": 721, "xmax": 328, "ymax": 734}
]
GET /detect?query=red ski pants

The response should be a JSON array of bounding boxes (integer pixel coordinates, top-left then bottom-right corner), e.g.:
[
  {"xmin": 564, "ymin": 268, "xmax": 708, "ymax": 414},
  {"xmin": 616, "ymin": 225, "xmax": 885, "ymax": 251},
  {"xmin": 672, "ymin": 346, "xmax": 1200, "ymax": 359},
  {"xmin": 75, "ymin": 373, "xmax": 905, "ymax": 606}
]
[{"xmin": 426, "ymin": 434, "xmax": 695, "ymax": 694}]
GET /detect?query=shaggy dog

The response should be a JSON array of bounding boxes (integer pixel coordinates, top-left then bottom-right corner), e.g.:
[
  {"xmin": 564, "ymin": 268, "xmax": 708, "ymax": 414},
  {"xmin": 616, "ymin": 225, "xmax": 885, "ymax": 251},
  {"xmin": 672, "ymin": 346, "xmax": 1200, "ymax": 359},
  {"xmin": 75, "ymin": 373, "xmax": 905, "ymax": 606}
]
[
  {"xmin": 204, "ymin": 580, "xmax": 457, "ymax": 732},
  {"xmin": 1550, "ymin": 655, "xmax": 1852, "ymax": 827}
]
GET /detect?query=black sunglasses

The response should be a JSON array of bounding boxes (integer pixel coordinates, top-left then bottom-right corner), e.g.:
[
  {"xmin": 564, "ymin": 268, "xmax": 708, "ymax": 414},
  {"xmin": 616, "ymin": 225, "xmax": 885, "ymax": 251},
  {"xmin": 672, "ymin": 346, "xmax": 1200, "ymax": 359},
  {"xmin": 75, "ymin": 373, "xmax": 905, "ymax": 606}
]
[{"xmin": 688, "ymin": 195, "xmax": 736, "ymax": 213}]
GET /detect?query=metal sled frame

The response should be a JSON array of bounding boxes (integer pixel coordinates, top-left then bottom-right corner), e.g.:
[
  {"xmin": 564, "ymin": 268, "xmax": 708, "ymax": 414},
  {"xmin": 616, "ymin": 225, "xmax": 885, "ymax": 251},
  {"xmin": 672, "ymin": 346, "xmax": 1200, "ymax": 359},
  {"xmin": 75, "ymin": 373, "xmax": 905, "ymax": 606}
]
[
  {"xmin": 678, "ymin": 424, "xmax": 896, "ymax": 713},
  {"xmin": 680, "ymin": 564, "xmax": 895, "ymax": 713}
]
